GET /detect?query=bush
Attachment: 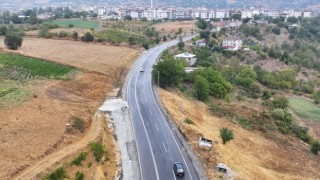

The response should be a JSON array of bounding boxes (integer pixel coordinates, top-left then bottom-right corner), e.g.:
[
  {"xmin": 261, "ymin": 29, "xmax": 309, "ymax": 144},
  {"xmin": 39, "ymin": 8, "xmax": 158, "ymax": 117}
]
[
  {"xmin": 75, "ymin": 171, "xmax": 84, "ymax": 180},
  {"xmin": 71, "ymin": 152, "xmax": 88, "ymax": 166},
  {"xmin": 262, "ymin": 90, "xmax": 271, "ymax": 100},
  {"xmin": 311, "ymin": 141, "xmax": 320, "ymax": 155},
  {"xmin": 271, "ymin": 108, "xmax": 285, "ymax": 120},
  {"xmin": 220, "ymin": 127, "xmax": 234, "ymax": 144},
  {"xmin": 81, "ymin": 32, "xmax": 94, "ymax": 42},
  {"xmin": 271, "ymin": 96, "xmax": 289, "ymax": 109},
  {"xmin": 72, "ymin": 31, "xmax": 78, "ymax": 40},
  {"xmin": 72, "ymin": 116, "xmax": 85, "ymax": 133},
  {"xmin": 42, "ymin": 167, "xmax": 66, "ymax": 180},
  {"xmin": 4, "ymin": 33, "xmax": 23, "ymax": 50},
  {"xmin": 59, "ymin": 31, "xmax": 69, "ymax": 38},
  {"xmin": 89, "ymin": 142, "xmax": 105, "ymax": 162},
  {"xmin": 184, "ymin": 118, "xmax": 195, "ymax": 125},
  {"xmin": 291, "ymin": 124, "xmax": 312, "ymax": 143}
]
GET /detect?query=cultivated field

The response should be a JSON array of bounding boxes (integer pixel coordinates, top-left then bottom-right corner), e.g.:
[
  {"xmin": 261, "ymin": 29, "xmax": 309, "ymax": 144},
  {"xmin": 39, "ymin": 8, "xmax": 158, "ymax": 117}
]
[
  {"xmin": 46, "ymin": 19, "xmax": 100, "ymax": 29},
  {"xmin": 0, "ymin": 37, "xmax": 139, "ymax": 179},
  {"xmin": 159, "ymin": 89, "xmax": 320, "ymax": 179},
  {"xmin": 0, "ymin": 37, "xmax": 139, "ymax": 74},
  {"xmin": 289, "ymin": 98, "xmax": 320, "ymax": 122}
]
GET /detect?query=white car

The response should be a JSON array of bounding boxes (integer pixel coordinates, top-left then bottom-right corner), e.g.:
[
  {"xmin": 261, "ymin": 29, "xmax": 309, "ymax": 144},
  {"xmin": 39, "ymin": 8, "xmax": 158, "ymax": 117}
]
[
  {"xmin": 143, "ymin": 51, "xmax": 148, "ymax": 54},
  {"xmin": 139, "ymin": 68, "xmax": 144, "ymax": 72}
]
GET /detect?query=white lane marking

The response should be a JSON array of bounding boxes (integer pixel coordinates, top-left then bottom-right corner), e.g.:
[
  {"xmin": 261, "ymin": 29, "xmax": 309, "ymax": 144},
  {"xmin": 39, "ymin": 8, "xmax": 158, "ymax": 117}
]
[
  {"xmin": 162, "ymin": 142, "xmax": 168, "ymax": 153},
  {"xmin": 134, "ymin": 69, "xmax": 160, "ymax": 180},
  {"xmin": 126, "ymin": 78, "xmax": 143, "ymax": 180},
  {"xmin": 155, "ymin": 123, "xmax": 159, "ymax": 132},
  {"xmin": 152, "ymin": 91, "xmax": 194, "ymax": 180},
  {"xmin": 149, "ymin": 108, "xmax": 153, "ymax": 116},
  {"xmin": 172, "ymin": 170, "xmax": 177, "ymax": 180},
  {"xmin": 145, "ymin": 97, "xmax": 147, "ymax": 103}
]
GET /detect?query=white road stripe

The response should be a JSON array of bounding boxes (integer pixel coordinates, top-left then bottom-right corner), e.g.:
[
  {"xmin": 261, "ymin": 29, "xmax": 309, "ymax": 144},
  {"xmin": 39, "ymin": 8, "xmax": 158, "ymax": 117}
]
[
  {"xmin": 149, "ymin": 108, "xmax": 153, "ymax": 116},
  {"xmin": 162, "ymin": 142, "xmax": 168, "ymax": 153},
  {"xmin": 155, "ymin": 123, "xmax": 159, "ymax": 132},
  {"xmin": 172, "ymin": 170, "xmax": 177, "ymax": 180}
]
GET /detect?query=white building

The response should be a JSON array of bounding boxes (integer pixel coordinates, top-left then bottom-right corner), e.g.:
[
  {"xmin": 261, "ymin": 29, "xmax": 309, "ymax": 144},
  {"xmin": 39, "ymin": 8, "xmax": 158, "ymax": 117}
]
[
  {"xmin": 222, "ymin": 37, "xmax": 242, "ymax": 51},
  {"xmin": 303, "ymin": 11, "xmax": 312, "ymax": 18},
  {"xmin": 174, "ymin": 52, "xmax": 197, "ymax": 66},
  {"xmin": 241, "ymin": 10, "xmax": 254, "ymax": 18}
]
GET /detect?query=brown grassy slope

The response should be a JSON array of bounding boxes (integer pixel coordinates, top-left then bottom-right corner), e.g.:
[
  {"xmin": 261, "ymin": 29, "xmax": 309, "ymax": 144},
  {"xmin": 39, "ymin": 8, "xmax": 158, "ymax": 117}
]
[{"xmin": 159, "ymin": 89, "xmax": 320, "ymax": 179}]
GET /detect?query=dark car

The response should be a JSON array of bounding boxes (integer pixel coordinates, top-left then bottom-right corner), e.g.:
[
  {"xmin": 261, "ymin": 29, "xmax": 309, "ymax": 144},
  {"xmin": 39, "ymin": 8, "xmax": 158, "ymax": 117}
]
[{"xmin": 173, "ymin": 162, "xmax": 184, "ymax": 177}]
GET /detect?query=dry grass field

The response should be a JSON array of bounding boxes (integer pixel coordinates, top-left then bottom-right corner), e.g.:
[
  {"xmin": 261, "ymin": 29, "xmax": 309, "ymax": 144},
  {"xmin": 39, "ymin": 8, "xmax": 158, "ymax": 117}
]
[
  {"xmin": 0, "ymin": 37, "xmax": 139, "ymax": 179},
  {"xmin": 159, "ymin": 89, "xmax": 320, "ymax": 179},
  {"xmin": 152, "ymin": 21, "xmax": 197, "ymax": 37},
  {"xmin": 0, "ymin": 37, "xmax": 139, "ymax": 75}
]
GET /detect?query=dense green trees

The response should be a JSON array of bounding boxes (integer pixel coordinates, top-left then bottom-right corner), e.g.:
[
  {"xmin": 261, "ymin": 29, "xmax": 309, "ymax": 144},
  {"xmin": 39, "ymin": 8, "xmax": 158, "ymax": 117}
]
[
  {"xmin": 4, "ymin": 33, "xmax": 23, "ymax": 50},
  {"xmin": 194, "ymin": 76, "xmax": 210, "ymax": 101},
  {"xmin": 196, "ymin": 19, "xmax": 208, "ymax": 30},
  {"xmin": 191, "ymin": 68, "xmax": 232, "ymax": 98},
  {"xmin": 152, "ymin": 56, "xmax": 185, "ymax": 88}
]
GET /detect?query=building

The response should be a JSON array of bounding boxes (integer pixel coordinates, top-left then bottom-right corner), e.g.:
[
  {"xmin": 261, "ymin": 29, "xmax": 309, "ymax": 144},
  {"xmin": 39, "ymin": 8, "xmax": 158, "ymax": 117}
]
[
  {"xmin": 173, "ymin": 52, "xmax": 197, "ymax": 66},
  {"xmin": 195, "ymin": 38, "xmax": 206, "ymax": 47},
  {"xmin": 222, "ymin": 37, "xmax": 242, "ymax": 51}
]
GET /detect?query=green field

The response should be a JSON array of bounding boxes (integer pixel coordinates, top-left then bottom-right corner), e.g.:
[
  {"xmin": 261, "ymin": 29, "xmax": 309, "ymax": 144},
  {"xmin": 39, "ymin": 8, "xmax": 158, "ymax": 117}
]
[
  {"xmin": 0, "ymin": 54, "xmax": 74, "ymax": 79},
  {"xmin": 47, "ymin": 19, "xmax": 99, "ymax": 29},
  {"xmin": 289, "ymin": 98, "xmax": 320, "ymax": 122}
]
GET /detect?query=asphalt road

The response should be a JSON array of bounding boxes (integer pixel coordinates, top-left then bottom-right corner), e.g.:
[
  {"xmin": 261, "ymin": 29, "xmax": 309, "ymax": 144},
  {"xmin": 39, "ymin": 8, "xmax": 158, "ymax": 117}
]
[{"xmin": 126, "ymin": 36, "xmax": 201, "ymax": 180}]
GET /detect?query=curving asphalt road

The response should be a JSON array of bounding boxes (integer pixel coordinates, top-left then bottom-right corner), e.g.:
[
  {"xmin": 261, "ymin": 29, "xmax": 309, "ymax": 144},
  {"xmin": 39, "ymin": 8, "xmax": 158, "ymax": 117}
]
[{"xmin": 126, "ymin": 36, "xmax": 201, "ymax": 180}]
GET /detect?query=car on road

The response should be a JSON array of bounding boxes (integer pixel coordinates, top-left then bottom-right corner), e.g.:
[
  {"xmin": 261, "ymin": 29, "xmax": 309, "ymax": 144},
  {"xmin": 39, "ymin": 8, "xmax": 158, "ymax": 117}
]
[
  {"xmin": 173, "ymin": 162, "xmax": 184, "ymax": 177},
  {"xmin": 139, "ymin": 68, "xmax": 144, "ymax": 72},
  {"xmin": 143, "ymin": 51, "xmax": 148, "ymax": 54}
]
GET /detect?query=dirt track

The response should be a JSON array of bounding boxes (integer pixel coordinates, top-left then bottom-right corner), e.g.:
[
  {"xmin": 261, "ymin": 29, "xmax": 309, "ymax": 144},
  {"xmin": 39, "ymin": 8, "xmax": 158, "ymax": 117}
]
[{"xmin": 14, "ymin": 112, "xmax": 104, "ymax": 179}]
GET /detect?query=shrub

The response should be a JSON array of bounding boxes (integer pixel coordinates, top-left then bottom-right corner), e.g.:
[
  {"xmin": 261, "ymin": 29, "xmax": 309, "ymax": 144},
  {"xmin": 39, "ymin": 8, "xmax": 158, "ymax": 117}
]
[
  {"xmin": 4, "ymin": 33, "xmax": 23, "ymax": 50},
  {"xmin": 89, "ymin": 142, "xmax": 105, "ymax": 162},
  {"xmin": 81, "ymin": 32, "xmax": 94, "ymax": 42},
  {"xmin": 184, "ymin": 118, "xmax": 195, "ymax": 125},
  {"xmin": 59, "ymin": 31, "xmax": 69, "ymax": 38},
  {"xmin": 75, "ymin": 171, "xmax": 84, "ymax": 180},
  {"xmin": 68, "ymin": 24, "xmax": 74, "ymax": 28},
  {"xmin": 291, "ymin": 124, "xmax": 312, "ymax": 143},
  {"xmin": 71, "ymin": 116, "xmax": 85, "ymax": 133},
  {"xmin": 271, "ymin": 108, "xmax": 285, "ymax": 120},
  {"xmin": 262, "ymin": 90, "xmax": 271, "ymax": 100},
  {"xmin": 71, "ymin": 152, "xmax": 88, "ymax": 166},
  {"xmin": 220, "ymin": 127, "xmax": 234, "ymax": 144},
  {"xmin": 311, "ymin": 141, "xmax": 320, "ymax": 155},
  {"xmin": 42, "ymin": 167, "xmax": 67, "ymax": 180},
  {"xmin": 271, "ymin": 96, "xmax": 289, "ymax": 109},
  {"xmin": 72, "ymin": 31, "xmax": 78, "ymax": 40}
]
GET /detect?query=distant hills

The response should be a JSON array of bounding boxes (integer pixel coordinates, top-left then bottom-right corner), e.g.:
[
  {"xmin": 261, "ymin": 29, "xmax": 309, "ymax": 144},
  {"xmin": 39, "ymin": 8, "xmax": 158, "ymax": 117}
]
[{"xmin": 0, "ymin": 0, "xmax": 319, "ymax": 10}]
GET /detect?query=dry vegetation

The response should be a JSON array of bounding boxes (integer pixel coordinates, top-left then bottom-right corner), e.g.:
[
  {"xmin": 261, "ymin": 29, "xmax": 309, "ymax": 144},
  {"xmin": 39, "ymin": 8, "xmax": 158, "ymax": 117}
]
[
  {"xmin": 0, "ymin": 37, "xmax": 139, "ymax": 179},
  {"xmin": 152, "ymin": 20, "xmax": 197, "ymax": 37},
  {"xmin": 159, "ymin": 89, "xmax": 320, "ymax": 179}
]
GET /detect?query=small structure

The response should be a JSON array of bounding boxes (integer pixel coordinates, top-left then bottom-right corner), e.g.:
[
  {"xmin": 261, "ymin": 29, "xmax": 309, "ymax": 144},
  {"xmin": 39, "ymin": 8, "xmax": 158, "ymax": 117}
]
[
  {"xmin": 215, "ymin": 163, "xmax": 228, "ymax": 173},
  {"xmin": 222, "ymin": 36, "xmax": 242, "ymax": 51},
  {"xmin": 198, "ymin": 137, "xmax": 212, "ymax": 148},
  {"xmin": 174, "ymin": 52, "xmax": 197, "ymax": 66},
  {"xmin": 195, "ymin": 38, "xmax": 206, "ymax": 47}
]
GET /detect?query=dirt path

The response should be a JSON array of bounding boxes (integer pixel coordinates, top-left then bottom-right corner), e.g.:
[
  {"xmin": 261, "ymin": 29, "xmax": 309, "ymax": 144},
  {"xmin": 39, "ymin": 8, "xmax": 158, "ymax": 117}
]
[{"xmin": 13, "ymin": 112, "xmax": 104, "ymax": 180}]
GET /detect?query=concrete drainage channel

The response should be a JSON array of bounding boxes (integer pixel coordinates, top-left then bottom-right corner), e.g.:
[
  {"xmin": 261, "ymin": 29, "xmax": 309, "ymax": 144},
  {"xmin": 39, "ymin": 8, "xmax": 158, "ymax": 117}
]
[{"xmin": 99, "ymin": 97, "xmax": 140, "ymax": 180}]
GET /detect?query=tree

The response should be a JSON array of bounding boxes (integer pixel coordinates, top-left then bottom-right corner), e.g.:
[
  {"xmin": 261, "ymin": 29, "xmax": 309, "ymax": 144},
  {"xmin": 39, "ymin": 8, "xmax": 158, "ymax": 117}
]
[
  {"xmin": 142, "ymin": 42, "xmax": 149, "ymax": 50},
  {"xmin": 11, "ymin": 14, "xmax": 22, "ymax": 24},
  {"xmin": 231, "ymin": 13, "xmax": 241, "ymax": 20},
  {"xmin": 287, "ymin": 17, "xmax": 298, "ymax": 24},
  {"xmin": 220, "ymin": 127, "xmax": 234, "ymax": 144},
  {"xmin": 4, "ymin": 33, "xmax": 23, "ymax": 50},
  {"xmin": 141, "ymin": 17, "xmax": 148, "ymax": 21},
  {"xmin": 0, "ymin": 26, "xmax": 7, "ymax": 35},
  {"xmin": 124, "ymin": 15, "xmax": 132, "ymax": 20},
  {"xmin": 152, "ymin": 56, "xmax": 185, "ymax": 88},
  {"xmin": 272, "ymin": 27, "xmax": 281, "ymax": 35},
  {"xmin": 81, "ymin": 32, "xmax": 94, "ymax": 42},
  {"xmin": 177, "ymin": 37, "xmax": 185, "ymax": 49},
  {"xmin": 195, "ymin": 76, "xmax": 210, "ymax": 101},
  {"xmin": 196, "ymin": 19, "xmax": 208, "ymax": 30},
  {"xmin": 200, "ymin": 30, "xmax": 210, "ymax": 40}
]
